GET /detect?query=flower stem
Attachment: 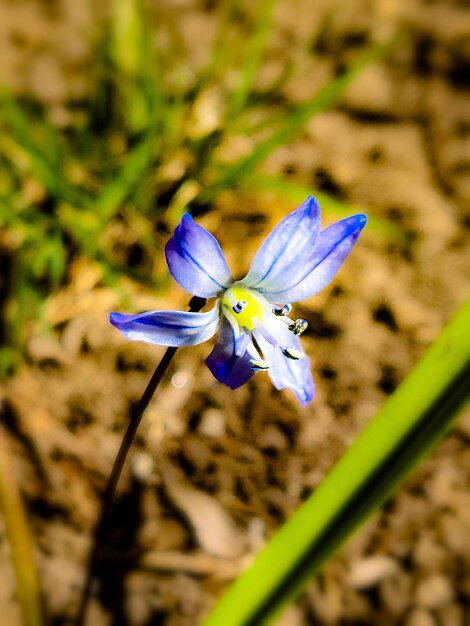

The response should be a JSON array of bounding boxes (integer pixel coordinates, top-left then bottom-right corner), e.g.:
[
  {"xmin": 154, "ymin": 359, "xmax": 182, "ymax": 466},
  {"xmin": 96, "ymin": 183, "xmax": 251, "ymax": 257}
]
[{"xmin": 75, "ymin": 296, "xmax": 206, "ymax": 626}]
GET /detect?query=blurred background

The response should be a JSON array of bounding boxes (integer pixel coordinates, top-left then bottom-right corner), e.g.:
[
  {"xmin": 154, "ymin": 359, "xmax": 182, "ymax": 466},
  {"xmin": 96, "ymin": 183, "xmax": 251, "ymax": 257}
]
[{"xmin": 0, "ymin": 0, "xmax": 469, "ymax": 625}]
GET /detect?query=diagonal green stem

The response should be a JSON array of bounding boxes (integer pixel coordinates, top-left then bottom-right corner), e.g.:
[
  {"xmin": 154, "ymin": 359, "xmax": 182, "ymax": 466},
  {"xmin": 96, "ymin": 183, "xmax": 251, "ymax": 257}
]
[
  {"xmin": 0, "ymin": 424, "xmax": 46, "ymax": 626},
  {"xmin": 75, "ymin": 296, "xmax": 206, "ymax": 626},
  {"xmin": 228, "ymin": 0, "xmax": 277, "ymax": 117},
  {"xmin": 202, "ymin": 295, "xmax": 470, "ymax": 626},
  {"xmin": 199, "ymin": 41, "xmax": 392, "ymax": 202}
]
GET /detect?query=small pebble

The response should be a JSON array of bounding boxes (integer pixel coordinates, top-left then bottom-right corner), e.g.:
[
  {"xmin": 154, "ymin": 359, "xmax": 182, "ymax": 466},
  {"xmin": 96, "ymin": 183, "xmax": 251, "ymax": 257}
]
[
  {"xmin": 415, "ymin": 574, "xmax": 454, "ymax": 609},
  {"xmin": 246, "ymin": 517, "xmax": 266, "ymax": 552},
  {"xmin": 405, "ymin": 607, "xmax": 436, "ymax": 626},
  {"xmin": 413, "ymin": 534, "xmax": 447, "ymax": 570},
  {"xmin": 436, "ymin": 603, "xmax": 464, "ymax": 626},
  {"xmin": 199, "ymin": 408, "xmax": 225, "ymax": 438},
  {"xmin": 273, "ymin": 604, "xmax": 305, "ymax": 626},
  {"xmin": 258, "ymin": 425, "xmax": 289, "ymax": 452},
  {"xmin": 347, "ymin": 555, "xmax": 399, "ymax": 589},
  {"xmin": 131, "ymin": 452, "xmax": 154, "ymax": 482},
  {"xmin": 380, "ymin": 572, "xmax": 412, "ymax": 616}
]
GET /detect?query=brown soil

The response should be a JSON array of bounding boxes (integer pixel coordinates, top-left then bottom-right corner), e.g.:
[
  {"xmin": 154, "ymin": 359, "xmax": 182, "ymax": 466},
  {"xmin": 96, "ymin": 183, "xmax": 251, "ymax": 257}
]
[{"xmin": 1, "ymin": 1, "xmax": 469, "ymax": 626}]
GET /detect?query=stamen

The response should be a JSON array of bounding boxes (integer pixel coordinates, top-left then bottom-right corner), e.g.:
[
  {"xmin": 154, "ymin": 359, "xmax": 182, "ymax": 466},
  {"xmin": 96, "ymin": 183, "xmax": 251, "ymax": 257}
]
[
  {"xmin": 250, "ymin": 358, "xmax": 271, "ymax": 371},
  {"xmin": 234, "ymin": 333, "xmax": 250, "ymax": 358},
  {"xmin": 290, "ymin": 318, "xmax": 308, "ymax": 336},
  {"xmin": 272, "ymin": 304, "xmax": 292, "ymax": 316},
  {"xmin": 281, "ymin": 347, "xmax": 304, "ymax": 360},
  {"xmin": 233, "ymin": 300, "xmax": 248, "ymax": 314},
  {"xmin": 250, "ymin": 332, "xmax": 265, "ymax": 359},
  {"xmin": 247, "ymin": 329, "xmax": 273, "ymax": 370},
  {"xmin": 275, "ymin": 314, "xmax": 308, "ymax": 337}
]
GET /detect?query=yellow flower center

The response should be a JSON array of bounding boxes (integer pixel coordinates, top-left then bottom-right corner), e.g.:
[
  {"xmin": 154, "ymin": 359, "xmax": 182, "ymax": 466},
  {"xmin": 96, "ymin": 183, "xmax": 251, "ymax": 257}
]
[{"xmin": 221, "ymin": 286, "xmax": 265, "ymax": 330}]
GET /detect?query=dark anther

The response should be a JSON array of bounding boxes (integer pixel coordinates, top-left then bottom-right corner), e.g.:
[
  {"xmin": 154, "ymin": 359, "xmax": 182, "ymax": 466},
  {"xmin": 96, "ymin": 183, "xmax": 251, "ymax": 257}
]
[
  {"xmin": 281, "ymin": 347, "xmax": 303, "ymax": 360},
  {"xmin": 233, "ymin": 300, "xmax": 248, "ymax": 314},
  {"xmin": 290, "ymin": 319, "xmax": 308, "ymax": 336},
  {"xmin": 273, "ymin": 304, "xmax": 292, "ymax": 316}
]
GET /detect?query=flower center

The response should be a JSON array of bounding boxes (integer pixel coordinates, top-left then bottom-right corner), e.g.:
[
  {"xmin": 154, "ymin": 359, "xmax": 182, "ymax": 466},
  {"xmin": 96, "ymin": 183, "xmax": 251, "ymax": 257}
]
[{"xmin": 222, "ymin": 286, "xmax": 265, "ymax": 330}]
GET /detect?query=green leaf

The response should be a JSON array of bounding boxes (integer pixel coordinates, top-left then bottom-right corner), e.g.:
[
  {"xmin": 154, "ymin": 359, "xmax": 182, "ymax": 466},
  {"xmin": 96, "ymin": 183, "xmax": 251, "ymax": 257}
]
[
  {"xmin": 202, "ymin": 296, "xmax": 470, "ymax": 626},
  {"xmin": 108, "ymin": 0, "xmax": 157, "ymax": 133},
  {"xmin": 0, "ymin": 92, "xmax": 84, "ymax": 205},
  {"xmin": 201, "ymin": 42, "xmax": 391, "ymax": 200},
  {"xmin": 0, "ymin": 425, "xmax": 46, "ymax": 626},
  {"xmin": 95, "ymin": 133, "xmax": 155, "ymax": 221},
  {"xmin": 228, "ymin": 0, "xmax": 277, "ymax": 117},
  {"xmin": 195, "ymin": 1, "xmax": 240, "ymax": 90},
  {"xmin": 45, "ymin": 234, "xmax": 67, "ymax": 287}
]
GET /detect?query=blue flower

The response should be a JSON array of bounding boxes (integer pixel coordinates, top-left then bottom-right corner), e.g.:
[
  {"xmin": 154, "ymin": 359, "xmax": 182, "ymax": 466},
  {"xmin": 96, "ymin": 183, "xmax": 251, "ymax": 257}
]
[{"xmin": 110, "ymin": 196, "xmax": 366, "ymax": 405}]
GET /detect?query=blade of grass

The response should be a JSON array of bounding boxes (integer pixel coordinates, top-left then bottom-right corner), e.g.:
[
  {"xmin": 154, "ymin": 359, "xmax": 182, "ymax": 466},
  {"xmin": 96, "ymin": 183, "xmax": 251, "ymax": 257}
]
[
  {"xmin": 0, "ymin": 424, "xmax": 45, "ymax": 626},
  {"xmin": 200, "ymin": 42, "xmax": 391, "ymax": 201},
  {"xmin": 202, "ymin": 296, "xmax": 470, "ymax": 626},
  {"xmin": 228, "ymin": 0, "xmax": 277, "ymax": 117},
  {"xmin": 94, "ymin": 132, "xmax": 156, "ymax": 222},
  {"xmin": 0, "ymin": 92, "xmax": 85, "ymax": 205},
  {"xmin": 243, "ymin": 172, "xmax": 406, "ymax": 241},
  {"xmin": 109, "ymin": 0, "xmax": 157, "ymax": 134},
  {"xmin": 194, "ymin": 0, "xmax": 240, "ymax": 91}
]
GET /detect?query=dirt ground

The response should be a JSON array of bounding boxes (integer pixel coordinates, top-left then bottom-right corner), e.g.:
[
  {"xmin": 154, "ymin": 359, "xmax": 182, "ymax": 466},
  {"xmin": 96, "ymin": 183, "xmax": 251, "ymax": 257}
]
[{"xmin": 1, "ymin": 1, "xmax": 470, "ymax": 625}]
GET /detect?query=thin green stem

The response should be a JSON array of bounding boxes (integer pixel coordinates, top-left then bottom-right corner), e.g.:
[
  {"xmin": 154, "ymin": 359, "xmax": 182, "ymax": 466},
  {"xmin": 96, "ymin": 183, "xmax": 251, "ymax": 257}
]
[
  {"xmin": 75, "ymin": 296, "xmax": 206, "ymax": 626},
  {"xmin": 228, "ymin": 0, "xmax": 276, "ymax": 117},
  {"xmin": 0, "ymin": 424, "xmax": 45, "ymax": 626}
]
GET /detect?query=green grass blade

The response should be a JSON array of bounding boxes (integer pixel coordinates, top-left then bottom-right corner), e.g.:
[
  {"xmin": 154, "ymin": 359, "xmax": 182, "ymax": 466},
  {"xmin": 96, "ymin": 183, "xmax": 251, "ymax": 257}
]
[
  {"xmin": 0, "ymin": 425, "xmax": 46, "ymax": 626},
  {"xmin": 244, "ymin": 172, "xmax": 406, "ymax": 241},
  {"xmin": 202, "ymin": 296, "xmax": 470, "ymax": 626},
  {"xmin": 0, "ymin": 92, "xmax": 84, "ymax": 205},
  {"xmin": 195, "ymin": 1, "xmax": 239, "ymax": 90},
  {"xmin": 108, "ymin": 0, "xmax": 156, "ymax": 133},
  {"xmin": 228, "ymin": 0, "xmax": 277, "ymax": 117},
  {"xmin": 95, "ymin": 132, "xmax": 155, "ymax": 221},
  {"xmin": 200, "ymin": 43, "xmax": 390, "ymax": 201}
]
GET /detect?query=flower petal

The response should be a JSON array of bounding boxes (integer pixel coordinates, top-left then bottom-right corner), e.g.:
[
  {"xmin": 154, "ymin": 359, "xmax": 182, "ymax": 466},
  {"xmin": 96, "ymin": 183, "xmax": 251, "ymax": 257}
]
[
  {"xmin": 257, "ymin": 317, "xmax": 315, "ymax": 405},
  {"xmin": 254, "ymin": 213, "xmax": 367, "ymax": 303},
  {"xmin": 235, "ymin": 332, "xmax": 251, "ymax": 357},
  {"xmin": 110, "ymin": 304, "xmax": 220, "ymax": 347},
  {"xmin": 206, "ymin": 319, "xmax": 254, "ymax": 389},
  {"xmin": 242, "ymin": 196, "xmax": 321, "ymax": 293},
  {"xmin": 165, "ymin": 214, "xmax": 232, "ymax": 298}
]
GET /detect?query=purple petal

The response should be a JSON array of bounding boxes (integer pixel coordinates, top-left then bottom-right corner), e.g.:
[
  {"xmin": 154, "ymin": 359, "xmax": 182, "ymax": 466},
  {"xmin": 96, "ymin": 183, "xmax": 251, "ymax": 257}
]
[
  {"xmin": 165, "ymin": 214, "xmax": 232, "ymax": 298},
  {"xmin": 257, "ymin": 317, "xmax": 314, "ymax": 405},
  {"xmin": 206, "ymin": 319, "xmax": 254, "ymax": 389},
  {"xmin": 110, "ymin": 304, "xmax": 220, "ymax": 347},
  {"xmin": 255, "ymin": 213, "xmax": 367, "ymax": 303},
  {"xmin": 242, "ymin": 196, "xmax": 321, "ymax": 293}
]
